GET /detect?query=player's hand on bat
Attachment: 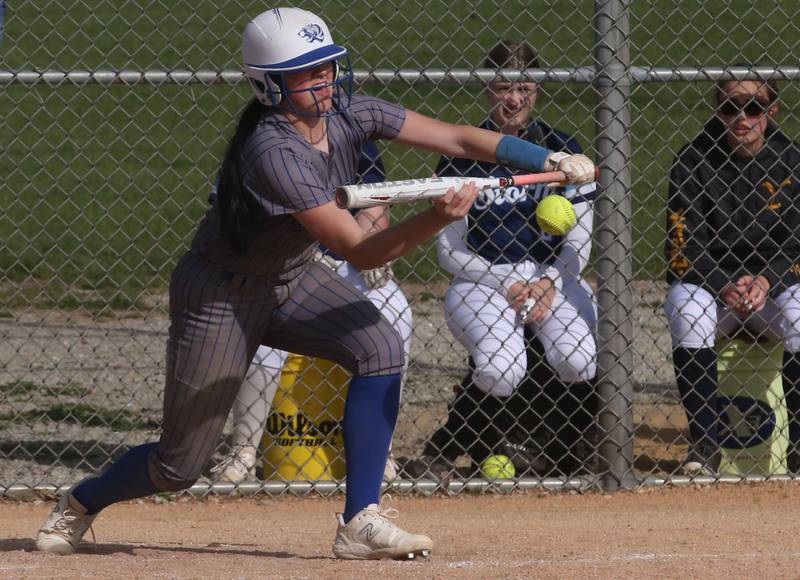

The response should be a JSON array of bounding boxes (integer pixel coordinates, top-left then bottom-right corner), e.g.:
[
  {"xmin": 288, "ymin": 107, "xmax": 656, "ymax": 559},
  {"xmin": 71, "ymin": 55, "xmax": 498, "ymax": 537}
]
[
  {"xmin": 544, "ymin": 152, "xmax": 595, "ymax": 184},
  {"xmin": 432, "ymin": 181, "xmax": 479, "ymax": 222}
]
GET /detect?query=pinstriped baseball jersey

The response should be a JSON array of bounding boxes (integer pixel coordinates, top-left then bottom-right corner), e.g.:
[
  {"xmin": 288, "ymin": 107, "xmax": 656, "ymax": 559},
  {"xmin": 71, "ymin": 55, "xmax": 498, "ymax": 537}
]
[{"xmin": 190, "ymin": 94, "xmax": 405, "ymax": 281}]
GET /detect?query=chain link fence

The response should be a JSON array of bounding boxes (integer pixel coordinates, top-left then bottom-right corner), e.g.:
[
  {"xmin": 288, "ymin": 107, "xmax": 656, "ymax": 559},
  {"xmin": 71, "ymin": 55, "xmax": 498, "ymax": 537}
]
[{"xmin": 2, "ymin": 1, "xmax": 800, "ymax": 497}]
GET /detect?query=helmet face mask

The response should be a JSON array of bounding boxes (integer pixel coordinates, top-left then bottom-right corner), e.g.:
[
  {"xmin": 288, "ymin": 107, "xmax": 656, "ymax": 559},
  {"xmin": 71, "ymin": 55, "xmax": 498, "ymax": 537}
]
[{"xmin": 242, "ymin": 8, "xmax": 353, "ymax": 117}]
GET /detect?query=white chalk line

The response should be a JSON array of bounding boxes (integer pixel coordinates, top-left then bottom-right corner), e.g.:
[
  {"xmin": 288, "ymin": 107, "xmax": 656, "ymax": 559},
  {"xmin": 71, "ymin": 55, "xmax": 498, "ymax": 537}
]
[{"xmin": 447, "ymin": 550, "xmax": 800, "ymax": 569}]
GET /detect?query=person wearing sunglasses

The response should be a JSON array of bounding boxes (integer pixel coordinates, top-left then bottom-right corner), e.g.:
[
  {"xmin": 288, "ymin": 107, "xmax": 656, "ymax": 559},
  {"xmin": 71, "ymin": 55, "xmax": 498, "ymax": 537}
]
[{"xmin": 664, "ymin": 72, "xmax": 800, "ymax": 476}]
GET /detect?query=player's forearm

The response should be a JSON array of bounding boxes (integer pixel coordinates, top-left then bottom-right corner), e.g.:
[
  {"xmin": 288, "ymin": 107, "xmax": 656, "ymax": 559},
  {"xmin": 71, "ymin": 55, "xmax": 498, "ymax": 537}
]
[
  {"xmin": 448, "ymin": 125, "xmax": 507, "ymax": 164},
  {"xmin": 673, "ymin": 232, "xmax": 732, "ymax": 295},
  {"xmin": 395, "ymin": 112, "xmax": 551, "ymax": 169},
  {"xmin": 395, "ymin": 112, "xmax": 499, "ymax": 163},
  {"xmin": 437, "ymin": 220, "xmax": 497, "ymax": 285},
  {"xmin": 666, "ymin": 183, "xmax": 731, "ymax": 293},
  {"xmin": 439, "ymin": 248, "xmax": 524, "ymax": 291},
  {"xmin": 344, "ymin": 208, "xmax": 450, "ymax": 270},
  {"xmin": 437, "ymin": 221, "xmax": 533, "ymax": 291},
  {"xmin": 436, "ymin": 222, "xmax": 493, "ymax": 285},
  {"xmin": 451, "ymin": 126, "xmax": 553, "ymax": 172},
  {"xmin": 355, "ymin": 206, "xmax": 390, "ymax": 234}
]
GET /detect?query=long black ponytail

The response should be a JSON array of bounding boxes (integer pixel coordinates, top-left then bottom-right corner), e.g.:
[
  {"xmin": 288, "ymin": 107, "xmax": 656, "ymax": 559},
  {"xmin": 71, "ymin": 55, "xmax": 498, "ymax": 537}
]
[{"xmin": 217, "ymin": 98, "xmax": 269, "ymax": 253}]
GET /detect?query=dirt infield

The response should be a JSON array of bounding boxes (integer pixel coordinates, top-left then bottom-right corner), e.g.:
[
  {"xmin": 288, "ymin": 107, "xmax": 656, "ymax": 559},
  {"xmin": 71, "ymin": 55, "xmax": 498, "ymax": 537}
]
[{"xmin": 3, "ymin": 483, "xmax": 800, "ymax": 579}]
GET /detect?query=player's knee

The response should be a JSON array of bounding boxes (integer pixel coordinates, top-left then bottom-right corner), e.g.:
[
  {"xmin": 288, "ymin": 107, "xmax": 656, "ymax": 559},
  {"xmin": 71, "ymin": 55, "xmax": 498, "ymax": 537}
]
[
  {"xmin": 472, "ymin": 361, "xmax": 524, "ymax": 398},
  {"xmin": 665, "ymin": 286, "xmax": 716, "ymax": 343},
  {"xmin": 552, "ymin": 361, "xmax": 591, "ymax": 384},
  {"xmin": 549, "ymin": 346, "xmax": 596, "ymax": 384},
  {"xmin": 568, "ymin": 359, "xmax": 597, "ymax": 383},
  {"xmin": 354, "ymin": 321, "xmax": 405, "ymax": 376},
  {"xmin": 669, "ymin": 314, "xmax": 715, "ymax": 348},
  {"xmin": 667, "ymin": 307, "xmax": 710, "ymax": 329},
  {"xmin": 783, "ymin": 329, "xmax": 800, "ymax": 355}
]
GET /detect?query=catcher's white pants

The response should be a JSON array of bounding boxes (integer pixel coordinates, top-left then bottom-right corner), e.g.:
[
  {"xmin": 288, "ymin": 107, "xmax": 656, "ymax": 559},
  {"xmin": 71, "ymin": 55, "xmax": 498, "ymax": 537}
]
[
  {"xmin": 664, "ymin": 282, "xmax": 800, "ymax": 353},
  {"xmin": 444, "ymin": 277, "xmax": 597, "ymax": 398},
  {"xmin": 230, "ymin": 261, "xmax": 413, "ymax": 448}
]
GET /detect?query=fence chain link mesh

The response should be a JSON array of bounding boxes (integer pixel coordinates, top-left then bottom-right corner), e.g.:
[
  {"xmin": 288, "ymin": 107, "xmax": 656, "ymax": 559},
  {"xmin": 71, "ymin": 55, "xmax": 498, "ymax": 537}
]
[{"xmin": 2, "ymin": 1, "xmax": 799, "ymax": 497}]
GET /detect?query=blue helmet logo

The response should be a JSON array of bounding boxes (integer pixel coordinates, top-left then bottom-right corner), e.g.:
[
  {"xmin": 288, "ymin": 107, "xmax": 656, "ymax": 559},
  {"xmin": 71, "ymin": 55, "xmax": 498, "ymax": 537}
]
[{"xmin": 298, "ymin": 23, "xmax": 324, "ymax": 43}]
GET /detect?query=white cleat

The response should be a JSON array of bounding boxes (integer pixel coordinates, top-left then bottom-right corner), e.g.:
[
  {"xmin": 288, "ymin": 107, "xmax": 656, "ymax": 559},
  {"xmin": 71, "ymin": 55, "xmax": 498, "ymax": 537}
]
[
  {"xmin": 682, "ymin": 460, "xmax": 715, "ymax": 477},
  {"xmin": 333, "ymin": 502, "xmax": 433, "ymax": 560},
  {"xmin": 212, "ymin": 445, "xmax": 257, "ymax": 483},
  {"xmin": 36, "ymin": 493, "xmax": 96, "ymax": 555}
]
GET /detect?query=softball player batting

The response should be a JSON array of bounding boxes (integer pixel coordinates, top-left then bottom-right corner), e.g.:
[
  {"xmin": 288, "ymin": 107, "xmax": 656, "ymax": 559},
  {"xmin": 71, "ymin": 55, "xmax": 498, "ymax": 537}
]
[
  {"xmin": 36, "ymin": 7, "xmax": 594, "ymax": 560},
  {"xmin": 214, "ymin": 142, "xmax": 412, "ymax": 483}
]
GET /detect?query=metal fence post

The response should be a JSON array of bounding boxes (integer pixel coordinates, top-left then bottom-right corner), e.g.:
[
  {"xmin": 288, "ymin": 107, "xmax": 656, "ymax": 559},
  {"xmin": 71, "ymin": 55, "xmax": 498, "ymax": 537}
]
[{"xmin": 593, "ymin": 0, "xmax": 636, "ymax": 490}]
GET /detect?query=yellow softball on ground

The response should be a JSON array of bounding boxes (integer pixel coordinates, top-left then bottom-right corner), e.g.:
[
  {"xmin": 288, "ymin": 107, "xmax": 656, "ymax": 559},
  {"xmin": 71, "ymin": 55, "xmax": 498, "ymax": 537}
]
[
  {"xmin": 481, "ymin": 454, "xmax": 516, "ymax": 479},
  {"xmin": 535, "ymin": 194, "xmax": 577, "ymax": 236}
]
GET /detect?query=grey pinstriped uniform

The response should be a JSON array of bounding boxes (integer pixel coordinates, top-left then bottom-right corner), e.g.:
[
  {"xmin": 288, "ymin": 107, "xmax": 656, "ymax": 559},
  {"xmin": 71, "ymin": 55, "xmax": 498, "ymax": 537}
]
[{"xmin": 149, "ymin": 95, "xmax": 407, "ymax": 490}]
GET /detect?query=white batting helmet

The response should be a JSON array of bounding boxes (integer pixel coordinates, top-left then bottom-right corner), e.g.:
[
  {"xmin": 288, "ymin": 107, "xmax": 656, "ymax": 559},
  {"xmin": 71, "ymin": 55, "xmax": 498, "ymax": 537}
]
[{"xmin": 242, "ymin": 7, "xmax": 351, "ymax": 111}]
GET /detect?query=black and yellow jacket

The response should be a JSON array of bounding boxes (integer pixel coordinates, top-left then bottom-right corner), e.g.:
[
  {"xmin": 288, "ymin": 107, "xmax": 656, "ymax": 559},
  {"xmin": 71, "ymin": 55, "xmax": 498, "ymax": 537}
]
[{"xmin": 666, "ymin": 117, "xmax": 800, "ymax": 298}]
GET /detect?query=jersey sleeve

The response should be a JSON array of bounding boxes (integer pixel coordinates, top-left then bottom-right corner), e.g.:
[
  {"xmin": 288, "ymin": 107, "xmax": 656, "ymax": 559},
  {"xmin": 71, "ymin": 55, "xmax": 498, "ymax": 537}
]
[
  {"xmin": 552, "ymin": 181, "xmax": 596, "ymax": 281},
  {"xmin": 665, "ymin": 151, "xmax": 732, "ymax": 296},
  {"xmin": 247, "ymin": 148, "xmax": 333, "ymax": 216},
  {"xmin": 347, "ymin": 95, "xmax": 407, "ymax": 142},
  {"xmin": 762, "ymin": 155, "xmax": 800, "ymax": 295},
  {"xmin": 436, "ymin": 217, "xmax": 539, "ymax": 292}
]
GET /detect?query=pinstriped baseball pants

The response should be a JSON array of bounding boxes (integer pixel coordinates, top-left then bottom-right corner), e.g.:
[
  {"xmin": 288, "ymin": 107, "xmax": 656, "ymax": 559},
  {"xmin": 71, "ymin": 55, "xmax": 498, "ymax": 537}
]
[{"xmin": 148, "ymin": 252, "xmax": 404, "ymax": 490}]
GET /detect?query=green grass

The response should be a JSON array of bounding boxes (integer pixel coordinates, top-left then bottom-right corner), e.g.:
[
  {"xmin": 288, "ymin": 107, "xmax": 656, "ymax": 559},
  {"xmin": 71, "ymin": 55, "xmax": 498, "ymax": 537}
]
[
  {"xmin": 0, "ymin": 403, "xmax": 160, "ymax": 431},
  {"xmin": 0, "ymin": 381, "xmax": 91, "ymax": 397},
  {"xmin": 0, "ymin": 381, "xmax": 40, "ymax": 395},
  {"xmin": 2, "ymin": 1, "xmax": 799, "ymax": 298}
]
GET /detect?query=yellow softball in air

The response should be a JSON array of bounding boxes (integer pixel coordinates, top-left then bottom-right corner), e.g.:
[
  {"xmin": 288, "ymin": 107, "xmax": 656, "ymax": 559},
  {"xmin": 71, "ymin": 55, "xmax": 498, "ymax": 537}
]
[
  {"xmin": 481, "ymin": 454, "xmax": 516, "ymax": 479},
  {"xmin": 535, "ymin": 194, "xmax": 577, "ymax": 236}
]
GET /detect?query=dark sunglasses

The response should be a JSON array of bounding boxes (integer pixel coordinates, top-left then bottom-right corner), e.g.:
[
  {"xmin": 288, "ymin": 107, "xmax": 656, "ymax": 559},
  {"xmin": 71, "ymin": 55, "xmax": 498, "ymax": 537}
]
[{"xmin": 717, "ymin": 98, "xmax": 770, "ymax": 117}]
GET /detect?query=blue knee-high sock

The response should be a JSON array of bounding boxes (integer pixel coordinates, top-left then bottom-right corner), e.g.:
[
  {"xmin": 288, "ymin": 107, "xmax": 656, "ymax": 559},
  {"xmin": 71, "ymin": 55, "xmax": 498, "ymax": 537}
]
[
  {"xmin": 673, "ymin": 347, "xmax": 719, "ymax": 446},
  {"xmin": 71, "ymin": 443, "xmax": 161, "ymax": 515},
  {"xmin": 342, "ymin": 373, "xmax": 401, "ymax": 523}
]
